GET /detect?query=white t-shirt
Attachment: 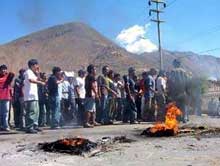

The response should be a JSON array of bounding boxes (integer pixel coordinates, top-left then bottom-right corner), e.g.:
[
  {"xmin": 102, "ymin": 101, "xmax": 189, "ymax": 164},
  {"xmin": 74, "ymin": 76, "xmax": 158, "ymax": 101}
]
[
  {"xmin": 62, "ymin": 80, "xmax": 70, "ymax": 99},
  {"xmin": 23, "ymin": 69, "xmax": 39, "ymax": 101},
  {"xmin": 156, "ymin": 76, "xmax": 166, "ymax": 94},
  {"xmin": 76, "ymin": 77, "xmax": 86, "ymax": 99}
]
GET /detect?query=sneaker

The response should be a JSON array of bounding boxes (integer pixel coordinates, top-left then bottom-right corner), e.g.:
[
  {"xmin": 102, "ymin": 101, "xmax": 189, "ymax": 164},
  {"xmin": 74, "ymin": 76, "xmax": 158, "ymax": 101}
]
[
  {"xmin": 39, "ymin": 124, "xmax": 47, "ymax": 127},
  {"xmin": 93, "ymin": 121, "xmax": 101, "ymax": 126},
  {"xmin": 26, "ymin": 129, "xmax": 38, "ymax": 134},
  {"xmin": 50, "ymin": 126, "xmax": 60, "ymax": 130},
  {"xmin": 84, "ymin": 123, "xmax": 94, "ymax": 128},
  {"xmin": 2, "ymin": 128, "xmax": 10, "ymax": 132},
  {"xmin": 130, "ymin": 121, "xmax": 138, "ymax": 124},
  {"xmin": 108, "ymin": 120, "xmax": 114, "ymax": 125},
  {"xmin": 34, "ymin": 128, "xmax": 42, "ymax": 132}
]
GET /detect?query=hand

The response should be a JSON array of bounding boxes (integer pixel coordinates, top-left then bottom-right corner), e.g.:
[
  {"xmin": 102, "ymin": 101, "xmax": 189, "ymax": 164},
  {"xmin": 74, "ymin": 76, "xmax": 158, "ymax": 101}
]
[
  {"xmin": 40, "ymin": 81, "xmax": 46, "ymax": 86},
  {"xmin": 95, "ymin": 94, "xmax": 100, "ymax": 99}
]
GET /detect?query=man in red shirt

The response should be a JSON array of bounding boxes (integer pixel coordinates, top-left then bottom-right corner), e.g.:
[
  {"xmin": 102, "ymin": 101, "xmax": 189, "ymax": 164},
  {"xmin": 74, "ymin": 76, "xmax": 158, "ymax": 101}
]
[{"xmin": 0, "ymin": 64, "xmax": 14, "ymax": 131}]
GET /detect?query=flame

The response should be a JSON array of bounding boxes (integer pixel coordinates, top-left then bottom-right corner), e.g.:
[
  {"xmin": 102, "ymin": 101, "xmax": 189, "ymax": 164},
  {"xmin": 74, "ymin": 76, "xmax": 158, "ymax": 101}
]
[
  {"xmin": 60, "ymin": 138, "xmax": 86, "ymax": 146},
  {"xmin": 150, "ymin": 102, "xmax": 182, "ymax": 135}
]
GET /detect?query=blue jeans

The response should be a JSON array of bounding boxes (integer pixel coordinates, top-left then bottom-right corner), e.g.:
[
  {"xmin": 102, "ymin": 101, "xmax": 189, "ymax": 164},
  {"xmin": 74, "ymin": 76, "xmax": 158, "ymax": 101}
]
[
  {"xmin": 100, "ymin": 95, "xmax": 109, "ymax": 123},
  {"xmin": 123, "ymin": 97, "xmax": 137, "ymax": 123},
  {"xmin": 39, "ymin": 101, "xmax": 47, "ymax": 126},
  {"xmin": 50, "ymin": 96, "xmax": 61, "ymax": 128},
  {"xmin": 0, "ymin": 100, "xmax": 10, "ymax": 129}
]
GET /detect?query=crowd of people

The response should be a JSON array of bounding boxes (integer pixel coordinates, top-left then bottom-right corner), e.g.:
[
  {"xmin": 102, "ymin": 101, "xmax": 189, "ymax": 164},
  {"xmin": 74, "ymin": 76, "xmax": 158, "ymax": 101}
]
[{"xmin": 0, "ymin": 59, "xmax": 192, "ymax": 134}]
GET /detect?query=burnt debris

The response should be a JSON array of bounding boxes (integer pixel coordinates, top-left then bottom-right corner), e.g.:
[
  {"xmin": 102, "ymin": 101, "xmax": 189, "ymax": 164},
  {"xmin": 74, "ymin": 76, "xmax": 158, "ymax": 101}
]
[
  {"xmin": 38, "ymin": 136, "xmax": 136, "ymax": 156},
  {"xmin": 141, "ymin": 127, "xmax": 175, "ymax": 137},
  {"xmin": 38, "ymin": 137, "xmax": 97, "ymax": 155}
]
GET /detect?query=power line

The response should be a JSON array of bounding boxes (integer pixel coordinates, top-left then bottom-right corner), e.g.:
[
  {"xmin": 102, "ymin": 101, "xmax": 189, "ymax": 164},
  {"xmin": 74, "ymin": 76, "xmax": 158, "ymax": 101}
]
[
  {"xmin": 166, "ymin": 0, "xmax": 178, "ymax": 8},
  {"xmin": 176, "ymin": 24, "xmax": 220, "ymax": 46},
  {"xmin": 198, "ymin": 47, "xmax": 220, "ymax": 54}
]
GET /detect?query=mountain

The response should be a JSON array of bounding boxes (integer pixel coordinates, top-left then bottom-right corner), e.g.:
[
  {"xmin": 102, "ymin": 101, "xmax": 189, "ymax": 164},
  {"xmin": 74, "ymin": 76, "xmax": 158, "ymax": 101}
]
[
  {"xmin": 139, "ymin": 50, "xmax": 220, "ymax": 78},
  {"xmin": 0, "ymin": 21, "xmax": 220, "ymax": 78},
  {"xmin": 0, "ymin": 22, "xmax": 143, "ymax": 73}
]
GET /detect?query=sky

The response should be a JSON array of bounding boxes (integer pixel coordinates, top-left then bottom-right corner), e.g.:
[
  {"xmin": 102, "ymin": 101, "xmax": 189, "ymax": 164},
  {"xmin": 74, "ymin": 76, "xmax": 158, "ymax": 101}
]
[{"xmin": 0, "ymin": 0, "xmax": 220, "ymax": 56}]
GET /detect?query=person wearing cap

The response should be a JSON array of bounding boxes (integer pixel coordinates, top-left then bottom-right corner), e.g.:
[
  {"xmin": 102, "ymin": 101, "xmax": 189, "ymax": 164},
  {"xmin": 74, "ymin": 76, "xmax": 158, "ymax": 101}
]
[
  {"xmin": 75, "ymin": 69, "xmax": 86, "ymax": 125},
  {"xmin": 123, "ymin": 67, "xmax": 138, "ymax": 124},
  {"xmin": 0, "ymin": 64, "xmax": 14, "ymax": 131},
  {"xmin": 23, "ymin": 59, "xmax": 45, "ymax": 134},
  {"xmin": 143, "ymin": 68, "xmax": 158, "ymax": 122},
  {"xmin": 12, "ymin": 68, "xmax": 25, "ymax": 130}
]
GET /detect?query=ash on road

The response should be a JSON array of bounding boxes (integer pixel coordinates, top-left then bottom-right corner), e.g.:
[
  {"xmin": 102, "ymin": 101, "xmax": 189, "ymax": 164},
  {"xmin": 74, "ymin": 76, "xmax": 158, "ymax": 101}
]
[{"xmin": 0, "ymin": 115, "xmax": 220, "ymax": 166}]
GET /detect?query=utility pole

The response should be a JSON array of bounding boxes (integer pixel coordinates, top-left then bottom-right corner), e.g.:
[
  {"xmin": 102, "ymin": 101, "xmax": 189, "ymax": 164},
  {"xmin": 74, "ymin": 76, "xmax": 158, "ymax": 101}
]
[{"xmin": 148, "ymin": 0, "xmax": 166, "ymax": 70}]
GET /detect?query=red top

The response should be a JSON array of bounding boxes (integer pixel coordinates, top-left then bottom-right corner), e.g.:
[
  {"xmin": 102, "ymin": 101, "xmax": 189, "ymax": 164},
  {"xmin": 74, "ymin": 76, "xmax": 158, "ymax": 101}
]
[{"xmin": 0, "ymin": 74, "xmax": 13, "ymax": 100}]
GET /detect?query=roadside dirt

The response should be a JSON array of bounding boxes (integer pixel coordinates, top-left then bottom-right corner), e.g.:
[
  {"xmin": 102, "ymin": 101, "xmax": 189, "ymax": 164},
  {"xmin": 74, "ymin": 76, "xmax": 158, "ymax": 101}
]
[{"xmin": 0, "ymin": 115, "xmax": 220, "ymax": 166}]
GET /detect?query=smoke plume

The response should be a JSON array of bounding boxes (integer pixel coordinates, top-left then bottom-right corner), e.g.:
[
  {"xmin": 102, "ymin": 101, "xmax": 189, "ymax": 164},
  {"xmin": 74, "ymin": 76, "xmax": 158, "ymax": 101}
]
[{"xmin": 17, "ymin": 0, "xmax": 45, "ymax": 31}]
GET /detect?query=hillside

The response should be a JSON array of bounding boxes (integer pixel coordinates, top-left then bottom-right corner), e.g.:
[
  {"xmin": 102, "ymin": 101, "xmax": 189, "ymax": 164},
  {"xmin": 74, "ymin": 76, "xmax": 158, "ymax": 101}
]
[
  {"xmin": 0, "ymin": 22, "xmax": 142, "ymax": 73},
  {"xmin": 139, "ymin": 51, "xmax": 220, "ymax": 78},
  {"xmin": 0, "ymin": 22, "xmax": 220, "ymax": 78}
]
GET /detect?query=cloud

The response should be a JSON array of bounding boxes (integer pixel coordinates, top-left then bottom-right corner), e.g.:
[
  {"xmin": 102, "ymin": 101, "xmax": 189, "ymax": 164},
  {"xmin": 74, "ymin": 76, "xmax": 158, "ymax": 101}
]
[{"xmin": 116, "ymin": 24, "xmax": 157, "ymax": 54}]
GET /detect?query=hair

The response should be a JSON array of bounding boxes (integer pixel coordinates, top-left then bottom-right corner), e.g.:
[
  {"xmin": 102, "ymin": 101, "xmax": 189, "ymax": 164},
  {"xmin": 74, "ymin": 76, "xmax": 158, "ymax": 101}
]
[
  {"xmin": 114, "ymin": 73, "xmax": 120, "ymax": 78},
  {"xmin": 123, "ymin": 75, "xmax": 128, "ymax": 83},
  {"xmin": 40, "ymin": 72, "xmax": 46, "ymax": 79},
  {"xmin": 0, "ymin": 64, "xmax": 7, "ymax": 70},
  {"xmin": 102, "ymin": 65, "xmax": 109, "ymax": 73},
  {"xmin": 28, "ymin": 59, "xmax": 38, "ymax": 68},
  {"xmin": 78, "ymin": 69, "xmax": 86, "ymax": 76},
  {"xmin": 128, "ymin": 67, "xmax": 135, "ymax": 74},
  {"xmin": 19, "ymin": 68, "xmax": 25, "ymax": 75},
  {"xmin": 108, "ymin": 70, "xmax": 114, "ymax": 78},
  {"xmin": 142, "ymin": 71, "xmax": 147, "ymax": 77},
  {"xmin": 149, "ymin": 68, "xmax": 157, "ymax": 75},
  {"xmin": 87, "ymin": 64, "xmax": 95, "ymax": 74},
  {"xmin": 52, "ymin": 66, "xmax": 61, "ymax": 75},
  {"xmin": 158, "ymin": 70, "xmax": 166, "ymax": 77}
]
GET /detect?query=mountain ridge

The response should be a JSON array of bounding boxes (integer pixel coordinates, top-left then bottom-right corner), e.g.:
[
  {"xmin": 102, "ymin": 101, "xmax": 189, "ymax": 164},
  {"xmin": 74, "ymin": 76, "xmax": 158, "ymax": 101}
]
[{"xmin": 0, "ymin": 22, "xmax": 219, "ymax": 78}]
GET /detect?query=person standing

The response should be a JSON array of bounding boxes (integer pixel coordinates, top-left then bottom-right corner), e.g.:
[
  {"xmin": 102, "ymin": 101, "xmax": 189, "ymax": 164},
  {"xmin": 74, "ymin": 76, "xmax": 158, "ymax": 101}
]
[
  {"xmin": 143, "ymin": 68, "xmax": 158, "ymax": 122},
  {"xmin": 68, "ymin": 76, "xmax": 78, "ymax": 124},
  {"xmin": 97, "ymin": 66, "xmax": 110, "ymax": 124},
  {"xmin": 84, "ymin": 64, "xmax": 100, "ymax": 128},
  {"xmin": 156, "ymin": 70, "xmax": 167, "ymax": 121},
  {"xmin": 114, "ymin": 73, "xmax": 125, "ymax": 121},
  {"xmin": 13, "ymin": 69, "xmax": 25, "ymax": 130},
  {"xmin": 168, "ymin": 59, "xmax": 191, "ymax": 123},
  {"xmin": 106, "ymin": 70, "xmax": 118, "ymax": 122},
  {"xmin": 61, "ymin": 76, "xmax": 72, "ymax": 124},
  {"xmin": 0, "ymin": 65, "xmax": 14, "ymax": 131},
  {"xmin": 123, "ymin": 67, "xmax": 138, "ymax": 124},
  {"xmin": 47, "ymin": 67, "xmax": 64, "ymax": 129},
  {"xmin": 38, "ymin": 72, "xmax": 48, "ymax": 127},
  {"xmin": 75, "ymin": 70, "xmax": 86, "ymax": 126},
  {"xmin": 23, "ymin": 59, "xmax": 45, "ymax": 134}
]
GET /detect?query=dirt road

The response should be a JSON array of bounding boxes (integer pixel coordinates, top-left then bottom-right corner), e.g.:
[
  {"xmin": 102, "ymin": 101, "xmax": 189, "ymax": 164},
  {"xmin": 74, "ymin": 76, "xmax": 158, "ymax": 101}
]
[{"xmin": 0, "ymin": 116, "xmax": 220, "ymax": 166}]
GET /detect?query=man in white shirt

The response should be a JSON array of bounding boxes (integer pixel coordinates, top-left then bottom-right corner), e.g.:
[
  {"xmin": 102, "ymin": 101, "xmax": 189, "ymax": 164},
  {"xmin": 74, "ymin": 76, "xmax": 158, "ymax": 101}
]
[
  {"xmin": 23, "ymin": 59, "xmax": 45, "ymax": 134},
  {"xmin": 75, "ymin": 70, "xmax": 86, "ymax": 125},
  {"xmin": 156, "ymin": 70, "xmax": 167, "ymax": 121}
]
